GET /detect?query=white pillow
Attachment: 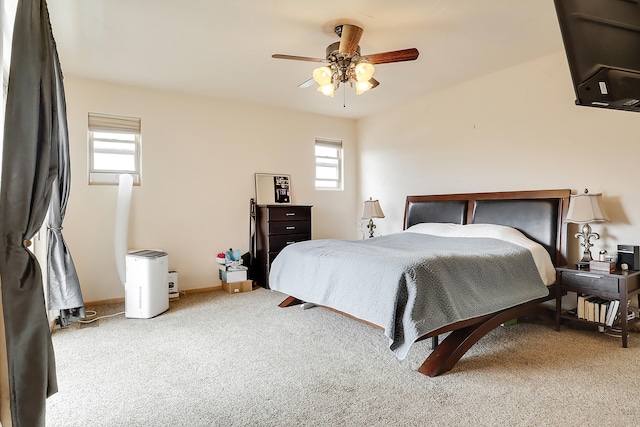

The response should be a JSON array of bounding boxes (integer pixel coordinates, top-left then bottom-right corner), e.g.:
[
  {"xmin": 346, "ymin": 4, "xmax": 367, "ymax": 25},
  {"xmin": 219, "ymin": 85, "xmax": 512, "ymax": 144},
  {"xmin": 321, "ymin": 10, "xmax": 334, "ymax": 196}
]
[{"xmin": 404, "ymin": 223, "xmax": 556, "ymax": 285}]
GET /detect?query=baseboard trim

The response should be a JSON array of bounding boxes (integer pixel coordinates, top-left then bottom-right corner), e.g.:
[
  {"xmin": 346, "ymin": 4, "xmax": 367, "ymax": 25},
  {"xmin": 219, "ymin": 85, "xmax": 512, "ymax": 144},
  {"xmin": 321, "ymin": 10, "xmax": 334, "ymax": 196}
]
[
  {"xmin": 84, "ymin": 285, "xmax": 222, "ymax": 307},
  {"xmin": 184, "ymin": 286, "xmax": 222, "ymax": 294},
  {"xmin": 86, "ymin": 296, "xmax": 125, "ymax": 306}
]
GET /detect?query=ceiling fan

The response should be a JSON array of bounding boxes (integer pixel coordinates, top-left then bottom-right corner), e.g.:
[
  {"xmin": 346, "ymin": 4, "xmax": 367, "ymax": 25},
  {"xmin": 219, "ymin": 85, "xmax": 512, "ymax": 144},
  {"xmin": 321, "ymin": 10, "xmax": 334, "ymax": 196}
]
[{"xmin": 272, "ymin": 24, "xmax": 419, "ymax": 97}]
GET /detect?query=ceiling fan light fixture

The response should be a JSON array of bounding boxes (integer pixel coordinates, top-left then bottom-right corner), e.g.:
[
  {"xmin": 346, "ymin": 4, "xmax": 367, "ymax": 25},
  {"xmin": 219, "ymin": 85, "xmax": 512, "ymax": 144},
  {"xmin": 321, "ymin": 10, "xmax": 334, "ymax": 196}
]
[
  {"xmin": 273, "ymin": 23, "xmax": 419, "ymax": 99},
  {"xmin": 312, "ymin": 66, "xmax": 333, "ymax": 86},
  {"xmin": 354, "ymin": 61, "xmax": 375, "ymax": 82},
  {"xmin": 355, "ymin": 80, "xmax": 373, "ymax": 95}
]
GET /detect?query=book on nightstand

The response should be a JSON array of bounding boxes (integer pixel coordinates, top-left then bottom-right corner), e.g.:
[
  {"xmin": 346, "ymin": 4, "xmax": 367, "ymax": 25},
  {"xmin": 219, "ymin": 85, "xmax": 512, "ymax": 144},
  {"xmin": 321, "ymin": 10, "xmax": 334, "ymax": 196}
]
[
  {"xmin": 606, "ymin": 300, "xmax": 620, "ymax": 327},
  {"xmin": 577, "ymin": 295, "xmax": 587, "ymax": 319},
  {"xmin": 586, "ymin": 296, "xmax": 599, "ymax": 322},
  {"xmin": 599, "ymin": 299, "xmax": 608, "ymax": 324},
  {"xmin": 577, "ymin": 295, "xmax": 611, "ymax": 324}
]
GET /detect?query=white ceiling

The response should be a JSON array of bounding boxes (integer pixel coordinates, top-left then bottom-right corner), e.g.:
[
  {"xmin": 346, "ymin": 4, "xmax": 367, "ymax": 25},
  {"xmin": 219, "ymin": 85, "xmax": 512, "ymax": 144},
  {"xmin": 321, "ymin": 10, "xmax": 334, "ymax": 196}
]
[{"xmin": 47, "ymin": 0, "xmax": 565, "ymax": 120}]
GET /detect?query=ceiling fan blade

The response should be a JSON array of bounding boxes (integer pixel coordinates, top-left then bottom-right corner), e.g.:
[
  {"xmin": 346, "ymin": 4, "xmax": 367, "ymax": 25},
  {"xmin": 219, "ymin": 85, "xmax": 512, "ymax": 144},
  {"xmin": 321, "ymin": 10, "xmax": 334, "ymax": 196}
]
[
  {"xmin": 272, "ymin": 54, "xmax": 324, "ymax": 63},
  {"xmin": 370, "ymin": 78, "xmax": 380, "ymax": 89},
  {"xmin": 364, "ymin": 48, "xmax": 419, "ymax": 65},
  {"xmin": 298, "ymin": 78, "xmax": 315, "ymax": 89},
  {"xmin": 338, "ymin": 24, "xmax": 364, "ymax": 56}
]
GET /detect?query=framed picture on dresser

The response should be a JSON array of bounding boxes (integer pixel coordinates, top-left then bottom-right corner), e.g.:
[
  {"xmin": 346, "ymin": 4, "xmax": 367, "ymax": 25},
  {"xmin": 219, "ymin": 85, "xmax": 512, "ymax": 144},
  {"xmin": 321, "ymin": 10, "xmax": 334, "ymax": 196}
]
[
  {"xmin": 273, "ymin": 175, "xmax": 290, "ymax": 204},
  {"xmin": 255, "ymin": 173, "xmax": 291, "ymax": 205}
]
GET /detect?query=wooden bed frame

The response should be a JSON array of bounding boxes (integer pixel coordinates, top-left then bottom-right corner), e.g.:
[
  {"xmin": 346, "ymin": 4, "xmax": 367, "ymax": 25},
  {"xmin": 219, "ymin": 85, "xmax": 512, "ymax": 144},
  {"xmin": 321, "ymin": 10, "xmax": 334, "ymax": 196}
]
[{"xmin": 279, "ymin": 189, "xmax": 571, "ymax": 376}]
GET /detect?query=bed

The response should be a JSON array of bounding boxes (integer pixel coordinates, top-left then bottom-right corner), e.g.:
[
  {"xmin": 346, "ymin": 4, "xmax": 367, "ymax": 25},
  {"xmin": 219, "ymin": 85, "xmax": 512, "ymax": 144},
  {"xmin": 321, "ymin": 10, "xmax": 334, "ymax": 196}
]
[{"xmin": 269, "ymin": 189, "xmax": 570, "ymax": 376}]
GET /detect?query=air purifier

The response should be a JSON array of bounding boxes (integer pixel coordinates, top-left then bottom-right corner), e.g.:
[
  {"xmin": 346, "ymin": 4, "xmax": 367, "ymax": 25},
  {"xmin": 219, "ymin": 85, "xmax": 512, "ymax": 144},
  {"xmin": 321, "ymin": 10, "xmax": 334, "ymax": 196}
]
[{"xmin": 125, "ymin": 250, "xmax": 169, "ymax": 318}]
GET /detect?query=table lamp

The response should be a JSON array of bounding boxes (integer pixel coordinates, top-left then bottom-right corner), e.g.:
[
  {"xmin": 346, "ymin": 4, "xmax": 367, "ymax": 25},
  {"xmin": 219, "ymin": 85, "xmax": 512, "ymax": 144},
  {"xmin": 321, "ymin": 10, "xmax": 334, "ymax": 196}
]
[
  {"xmin": 362, "ymin": 197, "xmax": 385, "ymax": 238},
  {"xmin": 564, "ymin": 189, "xmax": 610, "ymax": 268}
]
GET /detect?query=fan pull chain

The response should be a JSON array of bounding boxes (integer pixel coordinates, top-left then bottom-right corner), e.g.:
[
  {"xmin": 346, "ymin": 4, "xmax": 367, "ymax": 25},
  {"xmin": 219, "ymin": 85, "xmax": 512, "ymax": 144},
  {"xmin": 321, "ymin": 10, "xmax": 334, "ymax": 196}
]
[{"xmin": 343, "ymin": 84, "xmax": 346, "ymax": 108}]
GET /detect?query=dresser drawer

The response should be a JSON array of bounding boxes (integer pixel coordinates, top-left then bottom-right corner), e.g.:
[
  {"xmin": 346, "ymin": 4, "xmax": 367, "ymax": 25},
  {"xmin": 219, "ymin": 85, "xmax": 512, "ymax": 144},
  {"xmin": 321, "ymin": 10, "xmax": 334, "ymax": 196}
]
[
  {"xmin": 268, "ymin": 234, "xmax": 309, "ymax": 252},
  {"xmin": 268, "ymin": 221, "xmax": 311, "ymax": 235},
  {"xmin": 267, "ymin": 206, "xmax": 311, "ymax": 222},
  {"xmin": 561, "ymin": 271, "xmax": 619, "ymax": 293}
]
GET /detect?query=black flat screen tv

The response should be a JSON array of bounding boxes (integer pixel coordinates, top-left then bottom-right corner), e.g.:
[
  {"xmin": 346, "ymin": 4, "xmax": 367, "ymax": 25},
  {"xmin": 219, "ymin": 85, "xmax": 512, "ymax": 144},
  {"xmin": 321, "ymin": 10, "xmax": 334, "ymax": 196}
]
[{"xmin": 554, "ymin": 0, "xmax": 640, "ymax": 112}]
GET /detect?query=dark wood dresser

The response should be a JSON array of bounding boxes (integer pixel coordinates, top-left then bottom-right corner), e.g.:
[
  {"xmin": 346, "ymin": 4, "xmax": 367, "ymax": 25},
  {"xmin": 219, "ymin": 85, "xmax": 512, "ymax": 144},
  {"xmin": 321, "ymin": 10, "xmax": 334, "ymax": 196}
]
[{"xmin": 255, "ymin": 205, "xmax": 312, "ymax": 288}]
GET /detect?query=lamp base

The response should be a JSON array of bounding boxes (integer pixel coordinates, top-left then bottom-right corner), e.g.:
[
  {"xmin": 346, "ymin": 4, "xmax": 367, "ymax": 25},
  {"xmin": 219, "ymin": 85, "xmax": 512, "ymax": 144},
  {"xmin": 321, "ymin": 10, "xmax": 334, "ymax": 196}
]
[
  {"xmin": 574, "ymin": 222, "xmax": 599, "ymax": 270},
  {"xmin": 367, "ymin": 219, "xmax": 376, "ymax": 238}
]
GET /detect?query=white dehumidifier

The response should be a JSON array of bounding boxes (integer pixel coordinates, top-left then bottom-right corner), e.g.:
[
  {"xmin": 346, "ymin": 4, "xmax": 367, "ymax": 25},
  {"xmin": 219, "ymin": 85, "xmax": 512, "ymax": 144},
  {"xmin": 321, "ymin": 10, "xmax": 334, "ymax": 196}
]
[{"xmin": 125, "ymin": 250, "xmax": 169, "ymax": 319}]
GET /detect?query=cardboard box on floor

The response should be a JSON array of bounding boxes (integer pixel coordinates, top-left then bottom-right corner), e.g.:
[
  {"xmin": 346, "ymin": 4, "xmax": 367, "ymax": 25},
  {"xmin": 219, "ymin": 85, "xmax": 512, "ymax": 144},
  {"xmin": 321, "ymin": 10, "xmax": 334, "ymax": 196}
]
[{"xmin": 222, "ymin": 280, "xmax": 253, "ymax": 294}]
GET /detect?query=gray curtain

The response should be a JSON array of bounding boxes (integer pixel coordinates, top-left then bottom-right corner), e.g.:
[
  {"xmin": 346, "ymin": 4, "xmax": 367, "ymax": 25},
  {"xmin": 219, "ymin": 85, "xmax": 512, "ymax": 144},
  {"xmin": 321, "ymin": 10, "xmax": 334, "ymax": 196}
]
[
  {"xmin": 0, "ymin": 0, "xmax": 63, "ymax": 425},
  {"xmin": 46, "ymin": 41, "xmax": 85, "ymax": 327}
]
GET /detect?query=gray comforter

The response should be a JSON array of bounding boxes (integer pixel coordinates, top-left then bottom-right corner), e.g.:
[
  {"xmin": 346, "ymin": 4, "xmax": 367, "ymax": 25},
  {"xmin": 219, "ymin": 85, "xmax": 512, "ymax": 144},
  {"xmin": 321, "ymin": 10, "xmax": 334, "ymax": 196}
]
[{"xmin": 269, "ymin": 232, "xmax": 550, "ymax": 359}]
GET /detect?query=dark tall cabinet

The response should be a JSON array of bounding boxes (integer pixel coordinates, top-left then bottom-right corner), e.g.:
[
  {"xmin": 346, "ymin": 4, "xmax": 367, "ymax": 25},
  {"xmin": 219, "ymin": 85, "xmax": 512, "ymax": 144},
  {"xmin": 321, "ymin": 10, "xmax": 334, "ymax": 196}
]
[{"xmin": 255, "ymin": 205, "xmax": 312, "ymax": 288}]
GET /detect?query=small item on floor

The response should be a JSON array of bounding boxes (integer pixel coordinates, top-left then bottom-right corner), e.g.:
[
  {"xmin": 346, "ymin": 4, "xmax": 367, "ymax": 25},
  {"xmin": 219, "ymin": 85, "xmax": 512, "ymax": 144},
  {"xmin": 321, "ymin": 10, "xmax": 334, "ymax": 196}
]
[
  {"xmin": 168, "ymin": 271, "xmax": 179, "ymax": 299},
  {"xmin": 301, "ymin": 302, "xmax": 316, "ymax": 310},
  {"xmin": 218, "ymin": 248, "xmax": 249, "ymax": 282},
  {"xmin": 225, "ymin": 248, "xmax": 242, "ymax": 263},
  {"xmin": 222, "ymin": 280, "xmax": 253, "ymax": 294}
]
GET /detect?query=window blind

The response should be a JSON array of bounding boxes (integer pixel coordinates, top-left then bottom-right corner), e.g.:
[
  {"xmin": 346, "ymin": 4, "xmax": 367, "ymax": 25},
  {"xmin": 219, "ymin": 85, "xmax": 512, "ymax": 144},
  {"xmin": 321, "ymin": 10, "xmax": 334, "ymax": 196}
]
[{"xmin": 88, "ymin": 112, "xmax": 141, "ymax": 134}]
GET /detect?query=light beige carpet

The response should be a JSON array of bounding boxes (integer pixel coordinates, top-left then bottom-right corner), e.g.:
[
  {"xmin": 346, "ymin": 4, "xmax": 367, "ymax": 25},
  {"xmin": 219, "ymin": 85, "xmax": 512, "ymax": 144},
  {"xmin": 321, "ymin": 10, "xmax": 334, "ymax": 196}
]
[{"xmin": 46, "ymin": 288, "xmax": 640, "ymax": 426}]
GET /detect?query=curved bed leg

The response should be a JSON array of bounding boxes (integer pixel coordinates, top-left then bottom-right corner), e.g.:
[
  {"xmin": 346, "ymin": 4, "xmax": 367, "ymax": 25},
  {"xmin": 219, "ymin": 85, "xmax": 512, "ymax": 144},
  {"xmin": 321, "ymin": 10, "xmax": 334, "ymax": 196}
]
[
  {"xmin": 278, "ymin": 296, "xmax": 303, "ymax": 308},
  {"xmin": 418, "ymin": 302, "xmax": 543, "ymax": 377}
]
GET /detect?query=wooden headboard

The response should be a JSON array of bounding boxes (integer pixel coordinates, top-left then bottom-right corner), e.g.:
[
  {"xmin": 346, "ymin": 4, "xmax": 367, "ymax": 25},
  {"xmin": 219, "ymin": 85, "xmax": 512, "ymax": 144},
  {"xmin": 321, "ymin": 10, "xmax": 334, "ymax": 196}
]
[{"xmin": 403, "ymin": 189, "xmax": 571, "ymax": 267}]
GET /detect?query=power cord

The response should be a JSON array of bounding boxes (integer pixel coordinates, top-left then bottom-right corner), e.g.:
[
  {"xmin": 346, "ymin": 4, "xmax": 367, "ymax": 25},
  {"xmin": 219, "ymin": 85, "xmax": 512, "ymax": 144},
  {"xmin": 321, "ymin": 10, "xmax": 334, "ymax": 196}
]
[
  {"xmin": 78, "ymin": 310, "xmax": 125, "ymax": 324},
  {"xmin": 72, "ymin": 292, "xmax": 186, "ymax": 326}
]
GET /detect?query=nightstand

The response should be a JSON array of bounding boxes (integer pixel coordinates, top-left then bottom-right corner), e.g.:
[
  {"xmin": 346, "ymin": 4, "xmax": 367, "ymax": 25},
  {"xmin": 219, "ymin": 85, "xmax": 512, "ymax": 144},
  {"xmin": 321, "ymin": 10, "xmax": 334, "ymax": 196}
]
[{"xmin": 555, "ymin": 266, "xmax": 640, "ymax": 347}]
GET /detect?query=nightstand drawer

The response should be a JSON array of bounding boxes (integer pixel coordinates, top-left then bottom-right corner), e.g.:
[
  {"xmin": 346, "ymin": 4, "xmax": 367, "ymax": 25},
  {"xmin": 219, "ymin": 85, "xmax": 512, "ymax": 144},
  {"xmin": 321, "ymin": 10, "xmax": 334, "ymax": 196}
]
[{"xmin": 561, "ymin": 271, "xmax": 619, "ymax": 293}]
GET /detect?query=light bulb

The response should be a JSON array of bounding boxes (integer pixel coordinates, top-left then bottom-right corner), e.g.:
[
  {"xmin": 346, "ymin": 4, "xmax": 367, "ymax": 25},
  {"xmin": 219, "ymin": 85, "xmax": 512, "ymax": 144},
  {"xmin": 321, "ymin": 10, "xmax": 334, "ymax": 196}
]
[
  {"xmin": 313, "ymin": 66, "xmax": 333, "ymax": 86},
  {"xmin": 355, "ymin": 80, "xmax": 373, "ymax": 95},
  {"xmin": 318, "ymin": 84, "xmax": 334, "ymax": 97},
  {"xmin": 354, "ymin": 61, "xmax": 375, "ymax": 82}
]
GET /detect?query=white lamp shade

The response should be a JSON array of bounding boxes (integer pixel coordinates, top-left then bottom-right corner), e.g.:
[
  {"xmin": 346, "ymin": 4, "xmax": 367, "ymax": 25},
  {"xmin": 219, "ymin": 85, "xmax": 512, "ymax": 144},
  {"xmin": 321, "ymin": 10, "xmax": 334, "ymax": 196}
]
[
  {"xmin": 355, "ymin": 80, "xmax": 373, "ymax": 95},
  {"xmin": 565, "ymin": 192, "xmax": 610, "ymax": 224},
  {"xmin": 317, "ymin": 84, "xmax": 334, "ymax": 97},
  {"xmin": 362, "ymin": 199, "xmax": 385, "ymax": 219},
  {"xmin": 354, "ymin": 61, "xmax": 375, "ymax": 82},
  {"xmin": 313, "ymin": 66, "xmax": 333, "ymax": 86}
]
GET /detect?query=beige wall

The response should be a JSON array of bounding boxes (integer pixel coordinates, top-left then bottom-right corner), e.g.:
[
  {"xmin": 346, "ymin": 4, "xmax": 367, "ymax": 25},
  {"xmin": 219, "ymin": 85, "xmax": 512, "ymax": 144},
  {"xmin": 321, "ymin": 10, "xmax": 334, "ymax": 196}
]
[
  {"xmin": 65, "ymin": 50, "xmax": 640, "ymax": 302},
  {"xmin": 63, "ymin": 77, "xmax": 358, "ymax": 303},
  {"xmin": 358, "ymin": 51, "xmax": 640, "ymax": 264}
]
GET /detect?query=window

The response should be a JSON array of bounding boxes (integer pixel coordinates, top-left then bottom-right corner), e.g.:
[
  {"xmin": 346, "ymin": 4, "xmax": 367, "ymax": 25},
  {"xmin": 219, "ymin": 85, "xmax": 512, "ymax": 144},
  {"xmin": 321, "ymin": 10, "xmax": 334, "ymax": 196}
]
[
  {"xmin": 88, "ymin": 112, "xmax": 141, "ymax": 185},
  {"xmin": 315, "ymin": 138, "xmax": 343, "ymax": 190}
]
